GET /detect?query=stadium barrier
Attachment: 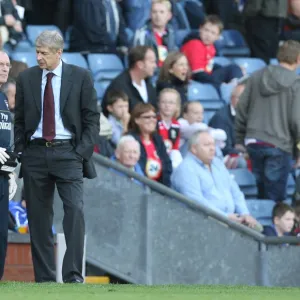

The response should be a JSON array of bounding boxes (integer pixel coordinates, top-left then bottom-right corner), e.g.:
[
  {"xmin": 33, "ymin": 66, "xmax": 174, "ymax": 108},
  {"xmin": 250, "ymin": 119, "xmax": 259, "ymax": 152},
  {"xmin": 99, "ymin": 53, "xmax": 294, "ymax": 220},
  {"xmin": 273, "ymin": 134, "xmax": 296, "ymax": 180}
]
[{"xmin": 50, "ymin": 153, "xmax": 300, "ymax": 286}]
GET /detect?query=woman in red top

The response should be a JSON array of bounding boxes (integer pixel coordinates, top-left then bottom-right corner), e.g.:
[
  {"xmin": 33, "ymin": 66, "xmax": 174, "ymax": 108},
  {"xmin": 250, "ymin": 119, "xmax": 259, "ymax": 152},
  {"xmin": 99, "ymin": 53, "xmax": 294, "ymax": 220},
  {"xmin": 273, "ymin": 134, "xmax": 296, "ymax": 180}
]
[{"xmin": 127, "ymin": 103, "xmax": 172, "ymax": 187}]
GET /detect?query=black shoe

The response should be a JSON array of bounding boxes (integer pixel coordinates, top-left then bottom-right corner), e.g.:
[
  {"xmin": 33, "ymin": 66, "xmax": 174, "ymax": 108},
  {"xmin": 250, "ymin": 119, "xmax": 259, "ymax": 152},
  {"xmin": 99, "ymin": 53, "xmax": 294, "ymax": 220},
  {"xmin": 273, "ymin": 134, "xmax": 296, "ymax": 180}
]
[{"xmin": 64, "ymin": 279, "xmax": 83, "ymax": 284}]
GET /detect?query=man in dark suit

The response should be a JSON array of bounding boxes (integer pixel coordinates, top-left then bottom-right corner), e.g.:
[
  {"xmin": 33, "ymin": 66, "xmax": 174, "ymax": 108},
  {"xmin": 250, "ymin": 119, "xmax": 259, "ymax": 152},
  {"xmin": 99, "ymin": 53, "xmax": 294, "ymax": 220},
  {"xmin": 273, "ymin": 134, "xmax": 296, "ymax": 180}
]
[
  {"xmin": 14, "ymin": 30, "xmax": 100, "ymax": 283},
  {"xmin": 101, "ymin": 45, "xmax": 157, "ymax": 117}
]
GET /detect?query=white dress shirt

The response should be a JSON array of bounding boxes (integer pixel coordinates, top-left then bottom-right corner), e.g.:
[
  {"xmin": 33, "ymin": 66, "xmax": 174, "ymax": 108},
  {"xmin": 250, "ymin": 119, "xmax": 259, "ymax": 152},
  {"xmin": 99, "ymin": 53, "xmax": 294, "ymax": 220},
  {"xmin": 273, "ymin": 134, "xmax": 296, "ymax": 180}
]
[
  {"xmin": 132, "ymin": 79, "xmax": 148, "ymax": 103},
  {"xmin": 32, "ymin": 60, "xmax": 72, "ymax": 140}
]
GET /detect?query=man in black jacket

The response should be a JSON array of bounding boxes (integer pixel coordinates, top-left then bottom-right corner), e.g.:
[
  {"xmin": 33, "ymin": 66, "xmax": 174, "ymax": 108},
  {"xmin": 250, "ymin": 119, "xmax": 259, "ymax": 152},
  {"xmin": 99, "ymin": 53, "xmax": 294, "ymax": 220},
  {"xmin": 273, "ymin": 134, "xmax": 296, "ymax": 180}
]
[
  {"xmin": 70, "ymin": 0, "xmax": 129, "ymax": 53},
  {"xmin": 14, "ymin": 30, "xmax": 99, "ymax": 283},
  {"xmin": 102, "ymin": 45, "xmax": 157, "ymax": 116}
]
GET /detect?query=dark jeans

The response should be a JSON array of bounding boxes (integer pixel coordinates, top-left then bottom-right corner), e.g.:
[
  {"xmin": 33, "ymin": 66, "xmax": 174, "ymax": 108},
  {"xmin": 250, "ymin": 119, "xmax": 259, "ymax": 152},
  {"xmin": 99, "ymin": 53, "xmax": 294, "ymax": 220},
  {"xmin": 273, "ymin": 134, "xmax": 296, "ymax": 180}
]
[
  {"xmin": 247, "ymin": 144, "xmax": 292, "ymax": 202},
  {"xmin": 0, "ymin": 175, "xmax": 9, "ymax": 280}
]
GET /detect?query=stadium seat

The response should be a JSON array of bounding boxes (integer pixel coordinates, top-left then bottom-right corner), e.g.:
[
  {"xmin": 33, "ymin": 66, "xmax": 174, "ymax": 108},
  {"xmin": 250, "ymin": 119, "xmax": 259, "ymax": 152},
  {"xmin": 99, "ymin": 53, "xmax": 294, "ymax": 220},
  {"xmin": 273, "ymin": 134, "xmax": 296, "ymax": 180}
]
[
  {"xmin": 200, "ymin": 100, "xmax": 224, "ymax": 123},
  {"xmin": 269, "ymin": 58, "xmax": 278, "ymax": 65},
  {"xmin": 61, "ymin": 53, "xmax": 88, "ymax": 69},
  {"xmin": 175, "ymin": 29, "xmax": 190, "ymax": 47},
  {"xmin": 175, "ymin": 2, "xmax": 191, "ymax": 30},
  {"xmin": 64, "ymin": 26, "xmax": 73, "ymax": 51},
  {"xmin": 246, "ymin": 199, "xmax": 276, "ymax": 226},
  {"xmin": 87, "ymin": 54, "xmax": 124, "ymax": 84},
  {"xmin": 94, "ymin": 82, "xmax": 105, "ymax": 103},
  {"xmin": 220, "ymin": 82, "xmax": 235, "ymax": 103},
  {"xmin": 213, "ymin": 56, "xmax": 231, "ymax": 67},
  {"xmin": 13, "ymin": 40, "xmax": 34, "ymax": 52},
  {"xmin": 229, "ymin": 168, "xmax": 258, "ymax": 199},
  {"xmin": 11, "ymin": 52, "xmax": 36, "ymax": 67},
  {"xmin": 286, "ymin": 173, "xmax": 295, "ymax": 200},
  {"xmin": 26, "ymin": 25, "xmax": 63, "ymax": 45},
  {"xmin": 232, "ymin": 57, "xmax": 266, "ymax": 75},
  {"xmin": 215, "ymin": 30, "xmax": 250, "ymax": 57},
  {"xmin": 188, "ymin": 81, "xmax": 220, "ymax": 101}
]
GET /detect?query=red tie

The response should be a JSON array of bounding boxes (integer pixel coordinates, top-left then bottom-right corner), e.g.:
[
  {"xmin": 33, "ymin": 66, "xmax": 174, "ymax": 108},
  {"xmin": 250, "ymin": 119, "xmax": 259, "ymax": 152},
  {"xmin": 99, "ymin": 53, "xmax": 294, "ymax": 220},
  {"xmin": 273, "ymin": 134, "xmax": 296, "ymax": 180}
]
[{"xmin": 43, "ymin": 72, "xmax": 55, "ymax": 141}]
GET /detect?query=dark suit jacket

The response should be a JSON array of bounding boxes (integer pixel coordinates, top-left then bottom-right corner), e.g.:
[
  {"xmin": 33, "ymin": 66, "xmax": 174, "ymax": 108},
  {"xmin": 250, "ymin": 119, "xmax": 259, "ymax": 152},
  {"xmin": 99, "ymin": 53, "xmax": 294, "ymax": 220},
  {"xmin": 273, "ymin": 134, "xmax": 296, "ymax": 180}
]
[
  {"xmin": 101, "ymin": 70, "xmax": 157, "ymax": 117},
  {"xmin": 208, "ymin": 104, "xmax": 240, "ymax": 156},
  {"xmin": 14, "ymin": 62, "xmax": 100, "ymax": 179}
]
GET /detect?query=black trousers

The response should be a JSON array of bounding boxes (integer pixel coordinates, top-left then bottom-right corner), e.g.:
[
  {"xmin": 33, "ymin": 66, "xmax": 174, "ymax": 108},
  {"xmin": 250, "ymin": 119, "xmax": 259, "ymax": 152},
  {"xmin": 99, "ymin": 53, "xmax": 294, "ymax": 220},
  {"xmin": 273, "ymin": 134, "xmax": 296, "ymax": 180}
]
[
  {"xmin": 245, "ymin": 16, "xmax": 282, "ymax": 64},
  {"xmin": 22, "ymin": 141, "xmax": 84, "ymax": 283},
  {"xmin": 0, "ymin": 175, "xmax": 9, "ymax": 280}
]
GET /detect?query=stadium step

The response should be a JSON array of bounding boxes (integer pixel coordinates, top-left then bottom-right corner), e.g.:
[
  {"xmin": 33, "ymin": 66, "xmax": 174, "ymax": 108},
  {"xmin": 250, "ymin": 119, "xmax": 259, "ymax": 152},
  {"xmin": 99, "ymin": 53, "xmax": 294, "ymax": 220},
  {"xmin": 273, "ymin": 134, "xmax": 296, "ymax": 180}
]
[{"xmin": 85, "ymin": 276, "xmax": 110, "ymax": 284}]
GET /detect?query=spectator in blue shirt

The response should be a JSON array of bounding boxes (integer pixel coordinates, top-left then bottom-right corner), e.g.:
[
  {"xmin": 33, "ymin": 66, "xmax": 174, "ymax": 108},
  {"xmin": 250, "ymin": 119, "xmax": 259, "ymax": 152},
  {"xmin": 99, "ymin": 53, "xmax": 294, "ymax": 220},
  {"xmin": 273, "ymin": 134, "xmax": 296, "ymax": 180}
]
[
  {"xmin": 263, "ymin": 203, "xmax": 295, "ymax": 237},
  {"xmin": 111, "ymin": 135, "xmax": 145, "ymax": 183},
  {"xmin": 171, "ymin": 130, "xmax": 259, "ymax": 228}
]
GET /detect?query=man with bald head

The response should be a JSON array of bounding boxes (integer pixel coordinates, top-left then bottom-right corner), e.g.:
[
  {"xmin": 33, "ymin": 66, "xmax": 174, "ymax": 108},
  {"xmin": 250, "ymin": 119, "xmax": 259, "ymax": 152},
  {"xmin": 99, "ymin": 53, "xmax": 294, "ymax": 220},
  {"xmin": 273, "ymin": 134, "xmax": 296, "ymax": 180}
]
[
  {"xmin": 171, "ymin": 130, "xmax": 260, "ymax": 229},
  {"xmin": 209, "ymin": 83, "xmax": 247, "ymax": 169},
  {"xmin": 0, "ymin": 51, "xmax": 18, "ymax": 280}
]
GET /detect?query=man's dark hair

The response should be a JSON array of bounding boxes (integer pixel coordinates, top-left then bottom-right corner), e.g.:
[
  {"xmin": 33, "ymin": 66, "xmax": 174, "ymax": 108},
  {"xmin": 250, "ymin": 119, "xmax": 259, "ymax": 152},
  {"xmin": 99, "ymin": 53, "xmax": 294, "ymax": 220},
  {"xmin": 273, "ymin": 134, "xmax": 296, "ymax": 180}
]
[
  {"xmin": 106, "ymin": 90, "xmax": 129, "ymax": 106},
  {"xmin": 272, "ymin": 203, "xmax": 294, "ymax": 223},
  {"xmin": 202, "ymin": 15, "xmax": 224, "ymax": 33},
  {"xmin": 128, "ymin": 46, "xmax": 154, "ymax": 69}
]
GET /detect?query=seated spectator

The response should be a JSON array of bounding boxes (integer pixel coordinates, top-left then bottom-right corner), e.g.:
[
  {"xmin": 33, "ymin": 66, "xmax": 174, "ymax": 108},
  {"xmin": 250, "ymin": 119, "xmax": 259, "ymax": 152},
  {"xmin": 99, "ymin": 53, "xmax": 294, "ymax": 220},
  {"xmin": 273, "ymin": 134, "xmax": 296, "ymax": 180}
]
[
  {"xmin": 263, "ymin": 203, "xmax": 295, "ymax": 237},
  {"xmin": 106, "ymin": 90, "xmax": 131, "ymax": 146},
  {"xmin": 156, "ymin": 52, "xmax": 190, "ymax": 106},
  {"xmin": 171, "ymin": 130, "xmax": 261, "ymax": 230},
  {"xmin": 134, "ymin": 0, "xmax": 177, "ymax": 67},
  {"xmin": 284, "ymin": 0, "xmax": 300, "ymax": 42},
  {"xmin": 111, "ymin": 135, "xmax": 144, "ymax": 183},
  {"xmin": 209, "ymin": 83, "xmax": 247, "ymax": 169},
  {"xmin": 9, "ymin": 198, "xmax": 28, "ymax": 231},
  {"xmin": 178, "ymin": 102, "xmax": 227, "ymax": 158},
  {"xmin": 70, "ymin": 0, "xmax": 129, "ymax": 54},
  {"xmin": 0, "ymin": 0, "xmax": 25, "ymax": 48},
  {"xmin": 128, "ymin": 103, "xmax": 172, "ymax": 186},
  {"xmin": 292, "ymin": 200, "xmax": 300, "ymax": 236},
  {"xmin": 181, "ymin": 15, "xmax": 243, "ymax": 91},
  {"xmin": 157, "ymin": 88, "xmax": 182, "ymax": 168},
  {"xmin": 102, "ymin": 46, "xmax": 157, "ymax": 116}
]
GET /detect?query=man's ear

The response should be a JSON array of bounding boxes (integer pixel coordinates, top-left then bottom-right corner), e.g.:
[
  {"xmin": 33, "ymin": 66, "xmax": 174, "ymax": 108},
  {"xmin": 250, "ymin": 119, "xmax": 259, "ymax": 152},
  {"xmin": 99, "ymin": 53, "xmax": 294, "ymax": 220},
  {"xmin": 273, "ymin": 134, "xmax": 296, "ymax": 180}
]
[{"xmin": 107, "ymin": 105, "xmax": 113, "ymax": 113}]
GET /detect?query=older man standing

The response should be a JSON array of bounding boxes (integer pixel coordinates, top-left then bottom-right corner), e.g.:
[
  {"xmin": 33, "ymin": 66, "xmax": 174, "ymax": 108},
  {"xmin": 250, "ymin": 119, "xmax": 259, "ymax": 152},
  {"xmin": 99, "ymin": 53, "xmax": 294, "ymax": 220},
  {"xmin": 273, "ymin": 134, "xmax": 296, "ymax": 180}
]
[
  {"xmin": 14, "ymin": 31, "xmax": 100, "ymax": 283},
  {"xmin": 0, "ymin": 51, "xmax": 18, "ymax": 280},
  {"xmin": 171, "ymin": 130, "xmax": 259, "ymax": 228}
]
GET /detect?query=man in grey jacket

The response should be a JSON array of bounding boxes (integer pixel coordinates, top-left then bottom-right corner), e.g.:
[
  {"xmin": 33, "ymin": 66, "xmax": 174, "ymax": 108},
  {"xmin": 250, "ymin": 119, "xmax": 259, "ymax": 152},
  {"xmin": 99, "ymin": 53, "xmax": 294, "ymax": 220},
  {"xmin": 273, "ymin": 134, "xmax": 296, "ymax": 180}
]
[{"xmin": 235, "ymin": 40, "xmax": 300, "ymax": 202}]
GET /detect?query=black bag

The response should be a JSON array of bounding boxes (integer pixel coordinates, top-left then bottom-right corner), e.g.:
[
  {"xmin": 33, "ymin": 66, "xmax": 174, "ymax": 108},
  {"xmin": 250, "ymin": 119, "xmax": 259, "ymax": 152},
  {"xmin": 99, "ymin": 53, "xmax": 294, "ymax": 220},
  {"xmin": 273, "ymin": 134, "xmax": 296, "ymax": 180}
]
[{"xmin": 0, "ymin": 151, "xmax": 18, "ymax": 175}]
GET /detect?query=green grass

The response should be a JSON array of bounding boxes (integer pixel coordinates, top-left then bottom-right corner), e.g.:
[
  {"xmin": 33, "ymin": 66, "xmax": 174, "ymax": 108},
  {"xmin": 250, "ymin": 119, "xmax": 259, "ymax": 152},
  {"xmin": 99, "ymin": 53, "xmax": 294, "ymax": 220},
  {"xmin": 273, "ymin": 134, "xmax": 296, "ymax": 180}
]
[{"xmin": 1, "ymin": 282, "xmax": 300, "ymax": 300}]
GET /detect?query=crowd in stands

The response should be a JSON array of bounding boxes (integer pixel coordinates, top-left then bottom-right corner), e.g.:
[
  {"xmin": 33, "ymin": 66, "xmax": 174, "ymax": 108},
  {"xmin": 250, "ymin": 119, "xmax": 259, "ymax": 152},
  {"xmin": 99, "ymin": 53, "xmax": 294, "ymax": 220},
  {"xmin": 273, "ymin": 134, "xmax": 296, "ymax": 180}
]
[{"xmin": 4, "ymin": 0, "xmax": 300, "ymax": 238}]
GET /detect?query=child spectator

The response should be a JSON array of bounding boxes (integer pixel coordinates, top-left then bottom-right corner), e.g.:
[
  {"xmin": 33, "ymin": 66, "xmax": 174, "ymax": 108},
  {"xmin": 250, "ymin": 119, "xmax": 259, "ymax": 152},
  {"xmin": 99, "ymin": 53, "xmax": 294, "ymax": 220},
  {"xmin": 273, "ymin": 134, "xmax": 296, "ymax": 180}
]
[
  {"xmin": 181, "ymin": 15, "xmax": 243, "ymax": 91},
  {"xmin": 134, "ymin": 0, "xmax": 177, "ymax": 67},
  {"xmin": 178, "ymin": 101, "xmax": 227, "ymax": 158},
  {"xmin": 157, "ymin": 88, "xmax": 182, "ymax": 168},
  {"xmin": 263, "ymin": 203, "xmax": 295, "ymax": 237},
  {"xmin": 106, "ymin": 90, "xmax": 131, "ymax": 146}
]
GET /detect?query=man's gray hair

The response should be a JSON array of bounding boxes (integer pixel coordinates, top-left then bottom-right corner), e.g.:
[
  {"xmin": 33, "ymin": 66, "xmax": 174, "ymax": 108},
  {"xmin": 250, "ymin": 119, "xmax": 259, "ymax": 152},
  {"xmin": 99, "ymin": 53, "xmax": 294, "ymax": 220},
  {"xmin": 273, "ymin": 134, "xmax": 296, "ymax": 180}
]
[
  {"xmin": 116, "ymin": 135, "xmax": 141, "ymax": 151},
  {"xmin": 188, "ymin": 129, "xmax": 209, "ymax": 150},
  {"xmin": 35, "ymin": 30, "xmax": 64, "ymax": 51}
]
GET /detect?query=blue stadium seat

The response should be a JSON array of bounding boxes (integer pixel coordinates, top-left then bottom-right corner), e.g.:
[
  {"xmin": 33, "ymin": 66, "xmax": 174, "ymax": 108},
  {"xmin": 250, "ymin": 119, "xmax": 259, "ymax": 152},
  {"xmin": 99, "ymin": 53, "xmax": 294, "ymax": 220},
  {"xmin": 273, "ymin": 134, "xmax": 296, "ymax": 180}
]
[
  {"xmin": 188, "ymin": 81, "xmax": 220, "ymax": 101},
  {"xmin": 26, "ymin": 25, "xmax": 62, "ymax": 45},
  {"xmin": 61, "ymin": 53, "xmax": 88, "ymax": 69},
  {"xmin": 286, "ymin": 173, "xmax": 295, "ymax": 200},
  {"xmin": 14, "ymin": 40, "xmax": 34, "ymax": 52},
  {"xmin": 200, "ymin": 100, "xmax": 224, "ymax": 123},
  {"xmin": 213, "ymin": 56, "xmax": 231, "ymax": 67},
  {"xmin": 175, "ymin": 2, "xmax": 191, "ymax": 30},
  {"xmin": 220, "ymin": 82, "xmax": 235, "ymax": 103},
  {"xmin": 64, "ymin": 26, "xmax": 73, "ymax": 51},
  {"xmin": 269, "ymin": 58, "xmax": 278, "ymax": 65},
  {"xmin": 87, "ymin": 54, "xmax": 124, "ymax": 84},
  {"xmin": 175, "ymin": 29, "xmax": 190, "ymax": 47},
  {"xmin": 94, "ymin": 82, "xmax": 105, "ymax": 103},
  {"xmin": 215, "ymin": 30, "xmax": 250, "ymax": 57},
  {"xmin": 229, "ymin": 168, "xmax": 258, "ymax": 199},
  {"xmin": 246, "ymin": 199, "xmax": 276, "ymax": 226},
  {"xmin": 11, "ymin": 52, "xmax": 36, "ymax": 67},
  {"xmin": 232, "ymin": 57, "xmax": 266, "ymax": 75}
]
